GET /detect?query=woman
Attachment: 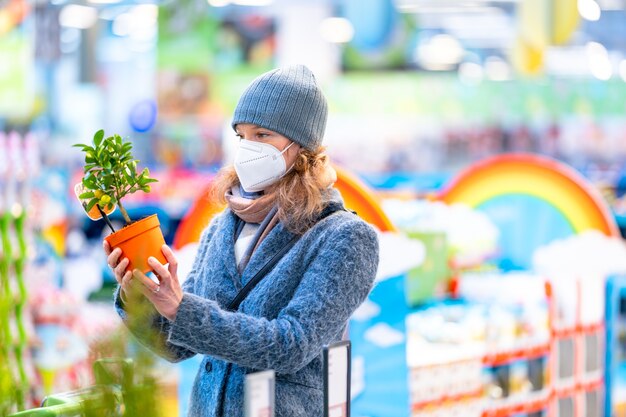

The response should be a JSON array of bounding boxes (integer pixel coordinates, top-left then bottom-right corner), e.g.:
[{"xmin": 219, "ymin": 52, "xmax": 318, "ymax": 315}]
[{"xmin": 105, "ymin": 65, "xmax": 379, "ymax": 416}]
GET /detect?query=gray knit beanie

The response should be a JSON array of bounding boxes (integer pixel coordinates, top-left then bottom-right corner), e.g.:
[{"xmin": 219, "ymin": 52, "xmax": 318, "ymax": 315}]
[{"xmin": 231, "ymin": 65, "xmax": 328, "ymax": 151}]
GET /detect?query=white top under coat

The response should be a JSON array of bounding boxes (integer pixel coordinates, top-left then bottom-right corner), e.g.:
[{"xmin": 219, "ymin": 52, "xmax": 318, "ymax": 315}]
[{"xmin": 234, "ymin": 222, "xmax": 261, "ymax": 266}]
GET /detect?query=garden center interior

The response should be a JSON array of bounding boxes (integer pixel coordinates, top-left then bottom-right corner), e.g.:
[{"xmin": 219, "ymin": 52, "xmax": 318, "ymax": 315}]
[{"xmin": 2, "ymin": 0, "xmax": 626, "ymax": 416}]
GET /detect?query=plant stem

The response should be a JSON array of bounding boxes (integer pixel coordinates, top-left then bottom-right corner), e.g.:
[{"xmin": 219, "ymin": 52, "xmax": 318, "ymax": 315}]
[
  {"xmin": 14, "ymin": 209, "xmax": 28, "ymax": 410},
  {"xmin": 112, "ymin": 171, "xmax": 132, "ymax": 225},
  {"xmin": 118, "ymin": 200, "xmax": 132, "ymax": 225}
]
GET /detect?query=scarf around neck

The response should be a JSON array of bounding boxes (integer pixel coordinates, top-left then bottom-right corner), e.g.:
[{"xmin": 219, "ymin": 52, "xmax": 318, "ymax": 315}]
[
  {"xmin": 224, "ymin": 185, "xmax": 276, "ymax": 224},
  {"xmin": 223, "ymin": 159, "xmax": 338, "ymax": 271},
  {"xmin": 223, "ymin": 157, "xmax": 337, "ymax": 224}
]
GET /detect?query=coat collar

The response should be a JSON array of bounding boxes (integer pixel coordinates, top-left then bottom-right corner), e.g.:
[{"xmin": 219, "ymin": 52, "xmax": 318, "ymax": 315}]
[
  {"xmin": 218, "ymin": 210, "xmax": 296, "ymax": 287},
  {"xmin": 218, "ymin": 211, "xmax": 243, "ymax": 288},
  {"xmin": 219, "ymin": 187, "xmax": 345, "ymax": 286}
]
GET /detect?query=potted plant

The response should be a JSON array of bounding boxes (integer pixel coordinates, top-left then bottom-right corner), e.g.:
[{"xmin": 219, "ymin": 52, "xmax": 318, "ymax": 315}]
[{"xmin": 74, "ymin": 129, "xmax": 165, "ymax": 273}]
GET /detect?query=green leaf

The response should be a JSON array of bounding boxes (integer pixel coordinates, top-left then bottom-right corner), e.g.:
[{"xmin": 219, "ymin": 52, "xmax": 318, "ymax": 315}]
[
  {"xmin": 123, "ymin": 170, "xmax": 135, "ymax": 186},
  {"xmin": 144, "ymin": 178, "xmax": 158, "ymax": 184},
  {"xmin": 73, "ymin": 143, "xmax": 87, "ymax": 148},
  {"xmin": 94, "ymin": 130, "xmax": 104, "ymax": 147},
  {"xmin": 83, "ymin": 175, "xmax": 96, "ymax": 189},
  {"xmin": 79, "ymin": 192, "xmax": 95, "ymax": 199},
  {"xmin": 86, "ymin": 198, "xmax": 98, "ymax": 212},
  {"xmin": 85, "ymin": 157, "xmax": 96, "ymax": 164}
]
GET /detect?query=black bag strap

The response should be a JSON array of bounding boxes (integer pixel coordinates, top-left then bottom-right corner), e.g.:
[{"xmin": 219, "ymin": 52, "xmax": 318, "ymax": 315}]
[{"xmin": 226, "ymin": 203, "xmax": 348, "ymax": 312}]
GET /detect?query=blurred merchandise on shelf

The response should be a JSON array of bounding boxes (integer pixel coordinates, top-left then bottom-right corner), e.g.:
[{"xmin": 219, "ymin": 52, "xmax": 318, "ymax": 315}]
[
  {"xmin": 29, "ymin": 287, "xmax": 117, "ymax": 400},
  {"xmin": 322, "ymin": 75, "xmax": 626, "ymax": 177},
  {"xmin": 1, "ymin": 131, "xmax": 41, "ymax": 413},
  {"xmin": 0, "ymin": 0, "xmax": 34, "ymax": 120},
  {"xmin": 405, "ymin": 273, "xmax": 551, "ymax": 417},
  {"xmin": 350, "ymin": 152, "xmax": 621, "ymax": 417},
  {"xmin": 383, "ymin": 198, "xmax": 499, "ymax": 305}
]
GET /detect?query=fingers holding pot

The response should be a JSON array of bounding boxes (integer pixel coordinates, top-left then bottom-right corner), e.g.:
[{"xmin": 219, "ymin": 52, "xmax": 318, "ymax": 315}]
[
  {"xmin": 114, "ymin": 258, "xmax": 130, "ymax": 284},
  {"xmin": 107, "ymin": 247, "xmax": 122, "ymax": 268}
]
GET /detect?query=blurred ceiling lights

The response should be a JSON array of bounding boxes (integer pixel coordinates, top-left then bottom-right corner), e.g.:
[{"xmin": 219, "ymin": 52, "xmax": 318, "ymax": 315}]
[
  {"xmin": 320, "ymin": 17, "xmax": 354, "ymax": 43},
  {"xmin": 59, "ymin": 4, "xmax": 98, "ymax": 29},
  {"xmin": 416, "ymin": 34, "xmax": 465, "ymax": 70},
  {"xmin": 112, "ymin": 4, "xmax": 158, "ymax": 39},
  {"xmin": 207, "ymin": 0, "xmax": 274, "ymax": 6},
  {"xmin": 458, "ymin": 61, "xmax": 484, "ymax": 84},
  {"xmin": 544, "ymin": 46, "xmax": 593, "ymax": 77},
  {"xmin": 87, "ymin": 0, "xmax": 123, "ymax": 4},
  {"xmin": 99, "ymin": 6, "xmax": 131, "ymax": 21},
  {"xmin": 586, "ymin": 41, "xmax": 612, "ymax": 80},
  {"xmin": 596, "ymin": 0, "xmax": 624, "ymax": 9},
  {"xmin": 578, "ymin": 0, "xmax": 602, "ymax": 21},
  {"xmin": 484, "ymin": 56, "xmax": 512, "ymax": 80},
  {"xmin": 436, "ymin": 11, "xmax": 515, "ymax": 48},
  {"xmin": 394, "ymin": 0, "xmax": 518, "ymax": 13}
]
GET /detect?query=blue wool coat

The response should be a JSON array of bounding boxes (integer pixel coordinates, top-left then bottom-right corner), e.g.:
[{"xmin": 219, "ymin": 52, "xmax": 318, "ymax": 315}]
[{"xmin": 115, "ymin": 189, "xmax": 379, "ymax": 416}]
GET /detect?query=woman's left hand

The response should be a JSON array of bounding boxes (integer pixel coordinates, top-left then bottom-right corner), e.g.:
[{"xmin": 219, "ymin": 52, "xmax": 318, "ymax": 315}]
[{"xmin": 131, "ymin": 244, "xmax": 183, "ymax": 321}]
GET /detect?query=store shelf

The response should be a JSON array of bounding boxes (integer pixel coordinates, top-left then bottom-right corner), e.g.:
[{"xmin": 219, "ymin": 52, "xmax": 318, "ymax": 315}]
[
  {"xmin": 411, "ymin": 388, "xmax": 483, "ymax": 412},
  {"xmin": 482, "ymin": 343, "xmax": 551, "ymax": 367},
  {"xmin": 579, "ymin": 322, "xmax": 604, "ymax": 333},
  {"xmin": 482, "ymin": 391, "xmax": 550, "ymax": 417},
  {"xmin": 553, "ymin": 321, "xmax": 604, "ymax": 338},
  {"xmin": 579, "ymin": 379, "xmax": 604, "ymax": 392}
]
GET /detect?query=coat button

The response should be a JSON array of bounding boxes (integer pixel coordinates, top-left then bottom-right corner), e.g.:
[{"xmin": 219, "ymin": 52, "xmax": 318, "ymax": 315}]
[{"xmin": 205, "ymin": 362, "xmax": 213, "ymax": 373}]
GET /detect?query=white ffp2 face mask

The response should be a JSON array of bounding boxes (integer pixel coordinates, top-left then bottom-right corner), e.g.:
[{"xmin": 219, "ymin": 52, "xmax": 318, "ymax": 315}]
[{"xmin": 234, "ymin": 139, "xmax": 294, "ymax": 192}]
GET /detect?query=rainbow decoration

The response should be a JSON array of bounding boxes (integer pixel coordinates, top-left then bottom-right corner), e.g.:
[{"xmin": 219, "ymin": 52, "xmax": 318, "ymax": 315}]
[
  {"xmin": 173, "ymin": 165, "xmax": 395, "ymax": 249},
  {"xmin": 172, "ymin": 183, "xmax": 223, "ymax": 250},
  {"xmin": 441, "ymin": 154, "xmax": 618, "ymax": 236},
  {"xmin": 333, "ymin": 165, "xmax": 396, "ymax": 233},
  {"xmin": 440, "ymin": 153, "xmax": 619, "ymax": 269}
]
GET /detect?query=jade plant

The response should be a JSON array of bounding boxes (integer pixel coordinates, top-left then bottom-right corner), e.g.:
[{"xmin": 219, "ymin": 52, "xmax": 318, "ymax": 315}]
[{"xmin": 74, "ymin": 130, "xmax": 157, "ymax": 226}]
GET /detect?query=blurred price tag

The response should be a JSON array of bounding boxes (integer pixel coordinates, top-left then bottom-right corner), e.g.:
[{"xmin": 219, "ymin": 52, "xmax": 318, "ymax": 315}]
[{"xmin": 245, "ymin": 370, "xmax": 275, "ymax": 417}]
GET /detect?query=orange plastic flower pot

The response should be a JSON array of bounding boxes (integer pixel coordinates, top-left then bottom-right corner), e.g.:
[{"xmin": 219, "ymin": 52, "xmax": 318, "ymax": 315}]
[{"xmin": 104, "ymin": 214, "xmax": 167, "ymax": 274}]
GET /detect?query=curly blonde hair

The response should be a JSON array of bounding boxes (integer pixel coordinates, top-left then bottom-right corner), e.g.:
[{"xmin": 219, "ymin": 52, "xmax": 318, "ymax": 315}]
[{"xmin": 211, "ymin": 147, "xmax": 333, "ymax": 235}]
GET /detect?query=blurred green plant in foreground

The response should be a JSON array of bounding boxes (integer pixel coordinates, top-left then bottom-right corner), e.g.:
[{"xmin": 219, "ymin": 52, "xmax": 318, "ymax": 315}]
[{"xmin": 8, "ymin": 288, "xmax": 169, "ymax": 417}]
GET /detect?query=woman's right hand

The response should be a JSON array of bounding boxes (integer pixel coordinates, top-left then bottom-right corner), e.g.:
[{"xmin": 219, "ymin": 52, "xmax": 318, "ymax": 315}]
[{"xmin": 103, "ymin": 240, "xmax": 134, "ymax": 302}]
